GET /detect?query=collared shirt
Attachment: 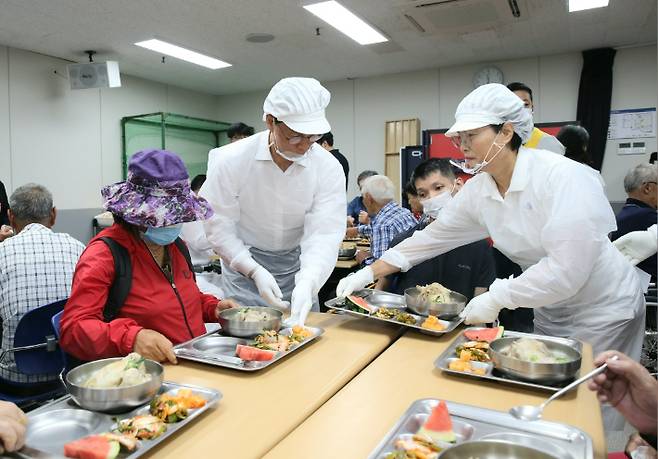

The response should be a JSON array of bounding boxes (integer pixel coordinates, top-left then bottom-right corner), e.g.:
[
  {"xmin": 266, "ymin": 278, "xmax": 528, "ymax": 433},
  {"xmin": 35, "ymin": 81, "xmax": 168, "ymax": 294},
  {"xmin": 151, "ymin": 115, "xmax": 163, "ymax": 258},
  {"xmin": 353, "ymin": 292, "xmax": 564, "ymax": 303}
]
[
  {"xmin": 383, "ymin": 147, "xmax": 642, "ymax": 326},
  {"xmin": 365, "ymin": 201, "xmax": 417, "ymax": 265},
  {"xmin": 0, "ymin": 223, "xmax": 84, "ymax": 383},
  {"xmin": 201, "ymin": 130, "xmax": 346, "ymax": 290}
]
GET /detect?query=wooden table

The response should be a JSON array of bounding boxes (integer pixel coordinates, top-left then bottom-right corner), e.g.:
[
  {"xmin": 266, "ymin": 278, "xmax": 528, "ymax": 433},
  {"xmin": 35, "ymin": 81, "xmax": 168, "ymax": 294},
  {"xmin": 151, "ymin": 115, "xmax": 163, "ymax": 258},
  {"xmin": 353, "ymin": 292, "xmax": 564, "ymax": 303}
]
[
  {"xmin": 143, "ymin": 313, "xmax": 400, "ymax": 459},
  {"xmin": 264, "ymin": 330, "xmax": 607, "ymax": 459}
]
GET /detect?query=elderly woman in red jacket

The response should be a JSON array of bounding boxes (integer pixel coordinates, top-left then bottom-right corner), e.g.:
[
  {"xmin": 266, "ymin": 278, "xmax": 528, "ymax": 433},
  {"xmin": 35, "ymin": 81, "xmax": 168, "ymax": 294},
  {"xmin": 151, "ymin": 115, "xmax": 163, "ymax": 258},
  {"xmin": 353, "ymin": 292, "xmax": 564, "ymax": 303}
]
[{"xmin": 61, "ymin": 149, "xmax": 239, "ymax": 363}]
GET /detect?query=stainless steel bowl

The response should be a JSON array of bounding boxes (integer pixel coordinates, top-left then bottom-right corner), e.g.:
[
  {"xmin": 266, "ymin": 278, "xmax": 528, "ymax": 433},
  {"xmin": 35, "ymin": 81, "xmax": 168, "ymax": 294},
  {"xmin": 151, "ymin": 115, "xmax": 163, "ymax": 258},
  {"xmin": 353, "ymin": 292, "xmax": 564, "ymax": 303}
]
[
  {"xmin": 404, "ymin": 287, "xmax": 467, "ymax": 319},
  {"xmin": 438, "ymin": 440, "xmax": 558, "ymax": 459},
  {"xmin": 489, "ymin": 337, "xmax": 582, "ymax": 383},
  {"xmin": 64, "ymin": 358, "xmax": 163, "ymax": 413},
  {"xmin": 338, "ymin": 247, "xmax": 357, "ymax": 259},
  {"xmin": 218, "ymin": 306, "xmax": 282, "ymax": 338}
]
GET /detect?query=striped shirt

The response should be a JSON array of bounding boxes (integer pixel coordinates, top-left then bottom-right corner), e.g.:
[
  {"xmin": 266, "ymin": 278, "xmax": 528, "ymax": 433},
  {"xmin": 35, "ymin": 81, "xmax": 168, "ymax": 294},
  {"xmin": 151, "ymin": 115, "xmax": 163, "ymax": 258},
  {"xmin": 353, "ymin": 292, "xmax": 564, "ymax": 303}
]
[{"xmin": 0, "ymin": 223, "xmax": 84, "ymax": 383}]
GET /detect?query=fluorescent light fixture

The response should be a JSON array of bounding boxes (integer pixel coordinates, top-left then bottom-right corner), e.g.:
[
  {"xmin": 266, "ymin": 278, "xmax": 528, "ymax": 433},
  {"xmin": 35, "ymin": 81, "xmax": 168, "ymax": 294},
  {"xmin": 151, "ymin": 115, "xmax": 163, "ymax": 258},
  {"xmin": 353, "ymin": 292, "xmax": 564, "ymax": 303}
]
[
  {"xmin": 303, "ymin": 1, "xmax": 388, "ymax": 45},
  {"xmin": 135, "ymin": 39, "xmax": 231, "ymax": 69},
  {"xmin": 568, "ymin": 0, "xmax": 609, "ymax": 12}
]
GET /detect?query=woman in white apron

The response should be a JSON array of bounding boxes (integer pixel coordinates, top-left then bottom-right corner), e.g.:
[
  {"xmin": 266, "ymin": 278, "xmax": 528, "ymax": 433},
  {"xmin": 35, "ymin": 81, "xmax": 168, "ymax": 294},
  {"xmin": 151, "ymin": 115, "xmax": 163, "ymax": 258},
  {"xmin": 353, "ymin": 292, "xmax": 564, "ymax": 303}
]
[{"xmin": 338, "ymin": 83, "xmax": 645, "ymax": 369}]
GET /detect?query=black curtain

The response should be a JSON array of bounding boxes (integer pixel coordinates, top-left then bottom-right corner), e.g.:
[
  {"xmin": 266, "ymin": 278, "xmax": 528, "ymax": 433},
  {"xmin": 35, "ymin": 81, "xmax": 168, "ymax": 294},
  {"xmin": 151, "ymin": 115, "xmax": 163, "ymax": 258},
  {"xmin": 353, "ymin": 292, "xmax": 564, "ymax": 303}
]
[{"xmin": 576, "ymin": 48, "xmax": 616, "ymax": 171}]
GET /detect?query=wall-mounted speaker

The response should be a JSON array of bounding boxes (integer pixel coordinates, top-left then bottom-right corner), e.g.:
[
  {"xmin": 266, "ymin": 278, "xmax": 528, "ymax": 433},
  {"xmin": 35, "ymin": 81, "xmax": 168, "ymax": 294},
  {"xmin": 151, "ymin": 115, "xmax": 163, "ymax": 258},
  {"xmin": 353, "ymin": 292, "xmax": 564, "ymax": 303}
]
[{"xmin": 67, "ymin": 61, "xmax": 121, "ymax": 90}]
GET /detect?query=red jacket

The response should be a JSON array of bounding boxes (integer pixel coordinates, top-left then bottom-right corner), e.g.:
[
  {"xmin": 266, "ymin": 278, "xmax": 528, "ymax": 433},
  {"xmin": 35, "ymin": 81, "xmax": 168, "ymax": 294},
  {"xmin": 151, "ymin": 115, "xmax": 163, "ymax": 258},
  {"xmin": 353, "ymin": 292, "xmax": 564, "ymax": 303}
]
[{"xmin": 60, "ymin": 224, "xmax": 220, "ymax": 361}]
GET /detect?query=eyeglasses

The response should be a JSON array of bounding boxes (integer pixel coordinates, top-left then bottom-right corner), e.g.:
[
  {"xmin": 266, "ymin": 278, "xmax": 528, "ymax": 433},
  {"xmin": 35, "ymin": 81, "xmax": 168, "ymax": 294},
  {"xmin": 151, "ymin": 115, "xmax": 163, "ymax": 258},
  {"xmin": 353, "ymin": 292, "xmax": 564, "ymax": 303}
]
[
  {"xmin": 450, "ymin": 128, "xmax": 488, "ymax": 149},
  {"xmin": 274, "ymin": 119, "xmax": 322, "ymax": 145}
]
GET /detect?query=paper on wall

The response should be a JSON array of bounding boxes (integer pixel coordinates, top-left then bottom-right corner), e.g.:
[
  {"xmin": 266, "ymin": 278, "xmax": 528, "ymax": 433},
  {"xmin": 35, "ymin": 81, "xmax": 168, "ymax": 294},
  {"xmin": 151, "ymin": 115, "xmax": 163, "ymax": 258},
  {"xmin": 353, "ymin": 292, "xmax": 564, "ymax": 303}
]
[{"xmin": 607, "ymin": 107, "xmax": 656, "ymax": 140}]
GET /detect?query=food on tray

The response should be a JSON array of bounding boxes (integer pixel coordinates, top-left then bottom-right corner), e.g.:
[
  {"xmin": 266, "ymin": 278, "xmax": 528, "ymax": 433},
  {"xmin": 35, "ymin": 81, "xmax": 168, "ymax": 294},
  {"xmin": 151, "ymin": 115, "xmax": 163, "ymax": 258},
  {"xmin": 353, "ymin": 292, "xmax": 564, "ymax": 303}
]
[
  {"xmin": 455, "ymin": 341, "xmax": 490, "ymax": 362},
  {"xmin": 290, "ymin": 325, "xmax": 313, "ymax": 341},
  {"xmin": 463, "ymin": 326, "xmax": 504, "ymax": 343},
  {"xmin": 421, "ymin": 315, "xmax": 446, "ymax": 331},
  {"xmin": 387, "ymin": 435, "xmax": 443, "ymax": 459},
  {"xmin": 373, "ymin": 307, "xmax": 417, "ymax": 325},
  {"xmin": 345, "ymin": 295, "xmax": 375, "ymax": 314},
  {"xmin": 235, "ymin": 307, "xmax": 273, "ymax": 322},
  {"xmin": 416, "ymin": 283, "xmax": 451, "ymax": 304},
  {"xmin": 83, "ymin": 352, "xmax": 151, "ymax": 388},
  {"xmin": 116, "ymin": 414, "xmax": 167, "ymax": 439},
  {"xmin": 236, "ymin": 344, "xmax": 277, "ymax": 361},
  {"xmin": 417, "ymin": 400, "xmax": 456, "ymax": 444},
  {"xmin": 150, "ymin": 394, "xmax": 190, "ymax": 423},
  {"xmin": 500, "ymin": 337, "xmax": 573, "ymax": 364},
  {"xmin": 254, "ymin": 330, "xmax": 293, "ymax": 351},
  {"xmin": 64, "ymin": 434, "xmax": 121, "ymax": 459},
  {"xmin": 448, "ymin": 353, "xmax": 487, "ymax": 375}
]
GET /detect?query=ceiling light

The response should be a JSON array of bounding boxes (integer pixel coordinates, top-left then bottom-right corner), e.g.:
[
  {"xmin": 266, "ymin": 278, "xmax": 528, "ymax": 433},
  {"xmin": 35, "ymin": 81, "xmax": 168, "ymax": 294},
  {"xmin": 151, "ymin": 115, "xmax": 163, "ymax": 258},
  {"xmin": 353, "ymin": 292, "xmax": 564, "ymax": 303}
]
[
  {"xmin": 303, "ymin": 1, "xmax": 388, "ymax": 45},
  {"xmin": 568, "ymin": 0, "xmax": 609, "ymax": 12},
  {"xmin": 135, "ymin": 39, "xmax": 231, "ymax": 69}
]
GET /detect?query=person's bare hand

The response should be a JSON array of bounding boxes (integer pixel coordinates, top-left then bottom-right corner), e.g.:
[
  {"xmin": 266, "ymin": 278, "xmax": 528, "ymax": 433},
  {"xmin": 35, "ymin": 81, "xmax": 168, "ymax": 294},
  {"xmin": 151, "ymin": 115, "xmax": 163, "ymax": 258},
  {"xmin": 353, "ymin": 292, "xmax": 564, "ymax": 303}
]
[
  {"xmin": 587, "ymin": 351, "xmax": 658, "ymax": 433},
  {"xmin": 358, "ymin": 211, "xmax": 370, "ymax": 225},
  {"xmin": 0, "ymin": 225, "xmax": 13, "ymax": 242},
  {"xmin": 345, "ymin": 227, "xmax": 359, "ymax": 239},
  {"xmin": 0, "ymin": 401, "xmax": 27, "ymax": 453},
  {"xmin": 133, "ymin": 329, "xmax": 177, "ymax": 364},
  {"xmin": 355, "ymin": 250, "xmax": 371, "ymax": 264},
  {"xmin": 215, "ymin": 298, "xmax": 241, "ymax": 319}
]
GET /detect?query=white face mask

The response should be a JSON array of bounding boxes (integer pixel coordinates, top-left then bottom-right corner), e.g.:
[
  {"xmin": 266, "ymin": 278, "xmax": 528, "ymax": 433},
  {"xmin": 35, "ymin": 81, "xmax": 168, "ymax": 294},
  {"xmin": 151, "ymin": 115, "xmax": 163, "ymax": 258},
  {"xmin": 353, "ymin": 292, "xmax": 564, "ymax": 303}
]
[
  {"xmin": 420, "ymin": 183, "xmax": 455, "ymax": 219},
  {"xmin": 450, "ymin": 131, "xmax": 505, "ymax": 175},
  {"xmin": 269, "ymin": 134, "xmax": 308, "ymax": 163}
]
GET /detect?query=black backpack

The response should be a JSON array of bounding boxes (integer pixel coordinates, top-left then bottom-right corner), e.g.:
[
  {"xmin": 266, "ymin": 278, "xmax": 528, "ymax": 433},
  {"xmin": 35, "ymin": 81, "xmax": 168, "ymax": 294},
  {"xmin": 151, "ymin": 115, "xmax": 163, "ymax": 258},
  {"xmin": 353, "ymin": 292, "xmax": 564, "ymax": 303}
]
[{"xmin": 99, "ymin": 237, "xmax": 194, "ymax": 322}]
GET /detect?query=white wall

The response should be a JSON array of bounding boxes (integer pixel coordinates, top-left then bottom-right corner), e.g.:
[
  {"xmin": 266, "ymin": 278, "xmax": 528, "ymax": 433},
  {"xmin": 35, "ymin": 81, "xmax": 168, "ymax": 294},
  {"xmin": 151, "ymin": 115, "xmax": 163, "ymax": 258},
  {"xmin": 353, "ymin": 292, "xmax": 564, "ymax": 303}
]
[
  {"xmin": 0, "ymin": 46, "xmax": 219, "ymax": 210},
  {"xmin": 216, "ymin": 46, "xmax": 656, "ymax": 201},
  {"xmin": 600, "ymin": 45, "xmax": 658, "ymax": 202}
]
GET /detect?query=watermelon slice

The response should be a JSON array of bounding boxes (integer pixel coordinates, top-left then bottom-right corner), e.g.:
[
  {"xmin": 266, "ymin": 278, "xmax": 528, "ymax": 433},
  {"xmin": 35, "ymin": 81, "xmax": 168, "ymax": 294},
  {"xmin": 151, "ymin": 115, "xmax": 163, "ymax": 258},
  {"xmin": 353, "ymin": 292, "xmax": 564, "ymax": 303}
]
[
  {"xmin": 236, "ymin": 344, "xmax": 277, "ymax": 361},
  {"xmin": 463, "ymin": 326, "xmax": 504, "ymax": 343},
  {"xmin": 416, "ymin": 400, "xmax": 455, "ymax": 444},
  {"xmin": 64, "ymin": 435, "xmax": 120, "ymax": 459},
  {"xmin": 345, "ymin": 295, "xmax": 374, "ymax": 314}
]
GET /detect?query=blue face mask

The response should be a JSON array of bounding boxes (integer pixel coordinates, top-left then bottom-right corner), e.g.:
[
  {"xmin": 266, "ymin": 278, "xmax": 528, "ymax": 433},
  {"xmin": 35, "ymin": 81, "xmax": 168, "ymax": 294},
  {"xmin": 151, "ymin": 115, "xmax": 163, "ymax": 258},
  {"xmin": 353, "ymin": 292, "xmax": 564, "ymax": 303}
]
[{"xmin": 143, "ymin": 224, "xmax": 182, "ymax": 246}]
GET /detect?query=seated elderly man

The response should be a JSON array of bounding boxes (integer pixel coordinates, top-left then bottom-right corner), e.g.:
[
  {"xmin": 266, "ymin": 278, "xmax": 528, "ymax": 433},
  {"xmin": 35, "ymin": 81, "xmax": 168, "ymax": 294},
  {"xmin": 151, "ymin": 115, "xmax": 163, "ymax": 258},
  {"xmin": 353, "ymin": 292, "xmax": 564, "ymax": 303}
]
[
  {"xmin": 345, "ymin": 175, "xmax": 417, "ymax": 265},
  {"xmin": 0, "ymin": 184, "xmax": 84, "ymax": 389},
  {"xmin": 378, "ymin": 159, "xmax": 496, "ymax": 301},
  {"xmin": 346, "ymin": 170, "xmax": 378, "ymax": 226},
  {"xmin": 611, "ymin": 163, "xmax": 657, "ymax": 282}
]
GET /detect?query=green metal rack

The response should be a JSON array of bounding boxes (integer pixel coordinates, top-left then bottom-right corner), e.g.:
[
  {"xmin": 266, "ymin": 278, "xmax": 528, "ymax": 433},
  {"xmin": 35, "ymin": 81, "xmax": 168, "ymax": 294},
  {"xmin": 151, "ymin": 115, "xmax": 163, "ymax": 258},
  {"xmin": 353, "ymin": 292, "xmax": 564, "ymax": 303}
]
[{"xmin": 121, "ymin": 112, "xmax": 232, "ymax": 179}]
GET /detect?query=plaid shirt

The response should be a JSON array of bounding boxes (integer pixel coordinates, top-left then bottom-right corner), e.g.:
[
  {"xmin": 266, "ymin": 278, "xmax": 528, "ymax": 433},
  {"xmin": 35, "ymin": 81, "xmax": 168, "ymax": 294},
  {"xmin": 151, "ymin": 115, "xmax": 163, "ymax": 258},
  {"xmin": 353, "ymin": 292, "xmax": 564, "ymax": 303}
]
[
  {"xmin": 0, "ymin": 223, "xmax": 84, "ymax": 383},
  {"xmin": 363, "ymin": 201, "xmax": 417, "ymax": 265}
]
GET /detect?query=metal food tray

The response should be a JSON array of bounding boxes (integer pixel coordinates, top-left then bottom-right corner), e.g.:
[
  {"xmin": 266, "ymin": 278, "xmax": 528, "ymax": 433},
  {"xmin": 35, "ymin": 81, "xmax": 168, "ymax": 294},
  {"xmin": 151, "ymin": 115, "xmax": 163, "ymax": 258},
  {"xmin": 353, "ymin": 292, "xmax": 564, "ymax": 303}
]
[
  {"xmin": 368, "ymin": 398, "xmax": 593, "ymax": 459},
  {"xmin": 173, "ymin": 326, "xmax": 324, "ymax": 372},
  {"xmin": 435, "ymin": 329, "xmax": 583, "ymax": 392},
  {"xmin": 325, "ymin": 291, "xmax": 462, "ymax": 336},
  {"xmin": 21, "ymin": 382, "xmax": 221, "ymax": 459}
]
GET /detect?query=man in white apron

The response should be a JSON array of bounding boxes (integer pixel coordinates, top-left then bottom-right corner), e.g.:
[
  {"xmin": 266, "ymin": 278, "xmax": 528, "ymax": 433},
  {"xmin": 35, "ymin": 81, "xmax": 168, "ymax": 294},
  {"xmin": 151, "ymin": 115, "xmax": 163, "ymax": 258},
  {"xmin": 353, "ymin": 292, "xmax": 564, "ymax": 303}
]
[{"xmin": 200, "ymin": 77, "xmax": 346, "ymax": 326}]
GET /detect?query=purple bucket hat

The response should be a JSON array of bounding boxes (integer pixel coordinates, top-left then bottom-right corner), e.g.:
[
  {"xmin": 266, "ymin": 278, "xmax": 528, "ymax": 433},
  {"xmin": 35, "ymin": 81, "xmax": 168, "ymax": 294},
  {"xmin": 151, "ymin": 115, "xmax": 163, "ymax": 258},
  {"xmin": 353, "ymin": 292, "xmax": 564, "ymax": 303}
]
[{"xmin": 102, "ymin": 149, "xmax": 213, "ymax": 227}]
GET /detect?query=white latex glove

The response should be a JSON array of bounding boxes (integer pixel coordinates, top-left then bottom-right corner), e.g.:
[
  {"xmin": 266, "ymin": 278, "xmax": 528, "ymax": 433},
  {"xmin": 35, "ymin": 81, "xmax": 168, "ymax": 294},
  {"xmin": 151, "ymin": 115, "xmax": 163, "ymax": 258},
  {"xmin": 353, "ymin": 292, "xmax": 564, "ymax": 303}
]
[
  {"xmin": 336, "ymin": 267, "xmax": 374, "ymax": 297},
  {"xmin": 459, "ymin": 292, "xmax": 504, "ymax": 325},
  {"xmin": 286, "ymin": 280, "xmax": 314, "ymax": 327},
  {"xmin": 613, "ymin": 225, "xmax": 657, "ymax": 266},
  {"xmin": 251, "ymin": 266, "xmax": 289, "ymax": 309}
]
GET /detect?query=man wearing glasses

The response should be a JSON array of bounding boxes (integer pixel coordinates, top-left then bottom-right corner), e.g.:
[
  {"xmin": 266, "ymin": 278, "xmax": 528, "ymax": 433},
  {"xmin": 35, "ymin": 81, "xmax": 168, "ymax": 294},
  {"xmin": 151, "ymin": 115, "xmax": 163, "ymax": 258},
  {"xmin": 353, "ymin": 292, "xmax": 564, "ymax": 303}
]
[
  {"xmin": 611, "ymin": 163, "xmax": 658, "ymax": 282},
  {"xmin": 201, "ymin": 77, "xmax": 346, "ymax": 326}
]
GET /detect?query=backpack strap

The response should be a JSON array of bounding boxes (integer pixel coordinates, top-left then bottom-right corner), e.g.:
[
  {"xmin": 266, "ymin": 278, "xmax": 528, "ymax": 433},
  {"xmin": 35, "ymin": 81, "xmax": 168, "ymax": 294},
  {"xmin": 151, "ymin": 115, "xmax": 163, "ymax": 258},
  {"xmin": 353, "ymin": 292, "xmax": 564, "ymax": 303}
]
[
  {"xmin": 173, "ymin": 237, "xmax": 195, "ymax": 280},
  {"xmin": 99, "ymin": 237, "xmax": 133, "ymax": 322}
]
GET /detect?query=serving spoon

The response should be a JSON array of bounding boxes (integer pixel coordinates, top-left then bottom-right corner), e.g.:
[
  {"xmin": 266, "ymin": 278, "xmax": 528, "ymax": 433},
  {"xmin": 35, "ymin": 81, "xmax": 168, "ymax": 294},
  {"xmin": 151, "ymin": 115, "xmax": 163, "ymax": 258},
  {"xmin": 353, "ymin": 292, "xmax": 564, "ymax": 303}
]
[{"xmin": 509, "ymin": 355, "xmax": 618, "ymax": 421}]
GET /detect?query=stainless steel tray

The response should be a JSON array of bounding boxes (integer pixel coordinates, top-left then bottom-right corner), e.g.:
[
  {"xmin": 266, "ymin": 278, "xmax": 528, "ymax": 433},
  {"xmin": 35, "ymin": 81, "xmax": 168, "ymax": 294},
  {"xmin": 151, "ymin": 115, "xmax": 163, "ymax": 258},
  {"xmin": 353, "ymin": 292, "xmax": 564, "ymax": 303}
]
[
  {"xmin": 324, "ymin": 291, "xmax": 462, "ymax": 336},
  {"xmin": 368, "ymin": 398, "xmax": 593, "ymax": 459},
  {"xmin": 21, "ymin": 382, "xmax": 221, "ymax": 458},
  {"xmin": 173, "ymin": 326, "xmax": 324, "ymax": 371},
  {"xmin": 435, "ymin": 329, "xmax": 583, "ymax": 392}
]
